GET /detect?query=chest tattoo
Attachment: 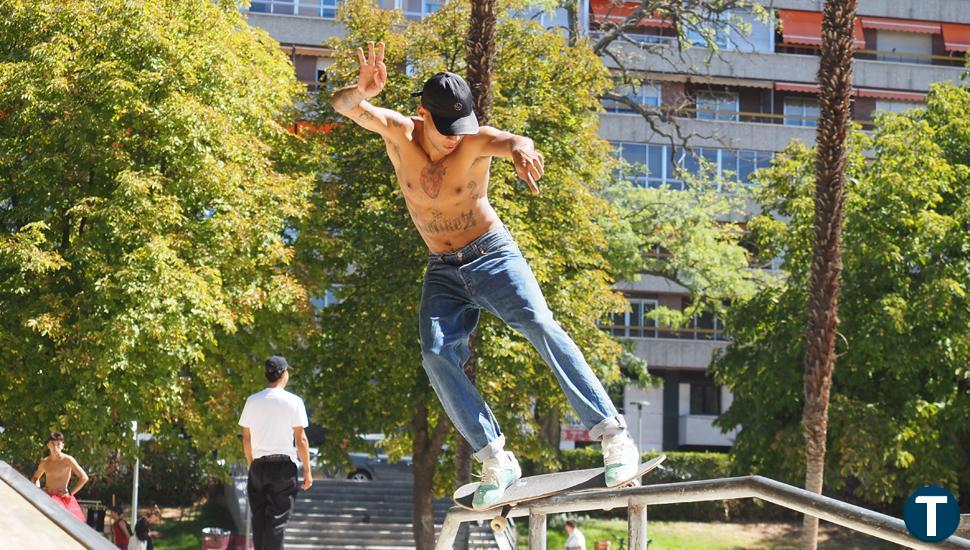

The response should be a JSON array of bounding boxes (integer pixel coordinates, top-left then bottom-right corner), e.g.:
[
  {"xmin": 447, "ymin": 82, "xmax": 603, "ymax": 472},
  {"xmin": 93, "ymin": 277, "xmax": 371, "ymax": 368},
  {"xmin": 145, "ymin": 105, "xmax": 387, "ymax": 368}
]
[{"xmin": 420, "ymin": 160, "xmax": 446, "ymax": 199}]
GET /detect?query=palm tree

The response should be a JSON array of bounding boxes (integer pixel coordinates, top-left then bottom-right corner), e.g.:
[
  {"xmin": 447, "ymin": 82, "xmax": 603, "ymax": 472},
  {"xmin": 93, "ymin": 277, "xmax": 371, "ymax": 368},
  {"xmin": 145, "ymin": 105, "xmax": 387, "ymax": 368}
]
[
  {"xmin": 453, "ymin": 0, "xmax": 498, "ymax": 548},
  {"xmin": 800, "ymin": 0, "xmax": 857, "ymax": 548}
]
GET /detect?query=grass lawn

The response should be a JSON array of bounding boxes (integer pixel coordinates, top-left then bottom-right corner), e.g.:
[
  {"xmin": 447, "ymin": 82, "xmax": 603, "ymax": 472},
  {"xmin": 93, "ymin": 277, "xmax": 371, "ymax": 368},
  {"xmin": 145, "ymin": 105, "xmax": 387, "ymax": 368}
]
[
  {"xmin": 517, "ymin": 518, "xmax": 902, "ymax": 549},
  {"xmin": 154, "ymin": 497, "xmax": 237, "ymax": 550}
]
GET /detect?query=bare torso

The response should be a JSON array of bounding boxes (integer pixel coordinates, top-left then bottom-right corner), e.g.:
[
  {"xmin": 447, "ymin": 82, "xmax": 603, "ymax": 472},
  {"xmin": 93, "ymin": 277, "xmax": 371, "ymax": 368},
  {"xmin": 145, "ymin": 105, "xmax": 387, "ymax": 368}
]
[
  {"xmin": 384, "ymin": 118, "xmax": 503, "ymax": 254},
  {"xmin": 38, "ymin": 454, "xmax": 75, "ymax": 495}
]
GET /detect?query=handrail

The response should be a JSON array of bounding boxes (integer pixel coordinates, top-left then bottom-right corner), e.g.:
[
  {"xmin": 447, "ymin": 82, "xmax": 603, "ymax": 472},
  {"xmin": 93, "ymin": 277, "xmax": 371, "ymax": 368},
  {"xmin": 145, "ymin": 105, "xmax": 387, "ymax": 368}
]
[{"xmin": 435, "ymin": 475, "xmax": 970, "ymax": 549}]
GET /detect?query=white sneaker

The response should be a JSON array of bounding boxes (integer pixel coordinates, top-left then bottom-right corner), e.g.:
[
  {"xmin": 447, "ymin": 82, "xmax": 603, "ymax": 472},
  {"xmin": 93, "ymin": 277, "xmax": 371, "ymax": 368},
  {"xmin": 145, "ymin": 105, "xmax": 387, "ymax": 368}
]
[
  {"xmin": 473, "ymin": 451, "xmax": 522, "ymax": 509},
  {"xmin": 602, "ymin": 431, "xmax": 639, "ymax": 487}
]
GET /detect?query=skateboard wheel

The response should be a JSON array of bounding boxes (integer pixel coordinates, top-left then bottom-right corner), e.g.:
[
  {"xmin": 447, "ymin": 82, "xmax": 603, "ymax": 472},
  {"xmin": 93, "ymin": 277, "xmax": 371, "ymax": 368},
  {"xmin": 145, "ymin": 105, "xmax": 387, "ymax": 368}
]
[{"xmin": 490, "ymin": 516, "xmax": 509, "ymax": 533}]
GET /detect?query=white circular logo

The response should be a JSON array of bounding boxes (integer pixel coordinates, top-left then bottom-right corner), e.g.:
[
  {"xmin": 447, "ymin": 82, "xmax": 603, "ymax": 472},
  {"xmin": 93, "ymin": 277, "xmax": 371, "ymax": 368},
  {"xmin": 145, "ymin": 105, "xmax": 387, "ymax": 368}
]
[{"xmin": 454, "ymin": 102, "xmax": 463, "ymax": 112}]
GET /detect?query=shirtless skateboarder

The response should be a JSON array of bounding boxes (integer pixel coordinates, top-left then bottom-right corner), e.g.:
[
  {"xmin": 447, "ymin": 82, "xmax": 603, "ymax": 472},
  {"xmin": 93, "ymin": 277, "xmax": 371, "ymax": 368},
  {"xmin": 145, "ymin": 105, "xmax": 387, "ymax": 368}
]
[
  {"xmin": 330, "ymin": 42, "xmax": 639, "ymax": 509},
  {"xmin": 31, "ymin": 431, "xmax": 89, "ymax": 522}
]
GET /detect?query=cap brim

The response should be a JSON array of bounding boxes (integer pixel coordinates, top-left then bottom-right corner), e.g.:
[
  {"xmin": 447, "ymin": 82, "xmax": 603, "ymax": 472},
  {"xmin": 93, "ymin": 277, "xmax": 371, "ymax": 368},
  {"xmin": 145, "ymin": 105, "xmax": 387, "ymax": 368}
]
[{"xmin": 430, "ymin": 112, "xmax": 479, "ymax": 136}]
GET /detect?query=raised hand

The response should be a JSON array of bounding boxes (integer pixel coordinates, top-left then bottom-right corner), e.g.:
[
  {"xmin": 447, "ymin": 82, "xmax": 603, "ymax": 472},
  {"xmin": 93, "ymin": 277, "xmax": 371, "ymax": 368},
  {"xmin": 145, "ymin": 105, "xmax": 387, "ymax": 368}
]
[
  {"xmin": 512, "ymin": 147, "xmax": 544, "ymax": 195},
  {"xmin": 356, "ymin": 41, "xmax": 387, "ymax": 99}
]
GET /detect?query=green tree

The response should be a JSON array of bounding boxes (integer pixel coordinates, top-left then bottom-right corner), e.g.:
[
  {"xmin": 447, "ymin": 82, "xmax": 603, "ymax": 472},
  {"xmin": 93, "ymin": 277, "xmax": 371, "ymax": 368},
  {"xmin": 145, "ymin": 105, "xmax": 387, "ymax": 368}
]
[
  {"xmin": 0, "ymin": 0, "xmax": 315, "ymax": 471},
  {"xmin": 713, "ymin": 83, "xmax": 970, "ymax": 509}
]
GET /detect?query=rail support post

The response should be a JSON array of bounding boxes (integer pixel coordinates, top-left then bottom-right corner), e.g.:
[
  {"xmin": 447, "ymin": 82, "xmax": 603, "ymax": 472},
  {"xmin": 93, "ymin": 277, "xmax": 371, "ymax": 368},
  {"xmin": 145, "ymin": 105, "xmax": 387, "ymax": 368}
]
[
  {"xmin": 629, "ymin": 501, "xmax": 648, "ymax": 549},
  {"xmin": 529, "ymin": 510, "xmax": 547, "ymax": 550}
]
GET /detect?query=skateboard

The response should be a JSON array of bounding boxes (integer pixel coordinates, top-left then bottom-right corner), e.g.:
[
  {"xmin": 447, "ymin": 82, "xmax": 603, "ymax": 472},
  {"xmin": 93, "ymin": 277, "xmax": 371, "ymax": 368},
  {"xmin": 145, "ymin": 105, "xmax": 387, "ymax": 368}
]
[{"xmin": 453, "ymin": 454, "xmax": 666, "ymax": 532}]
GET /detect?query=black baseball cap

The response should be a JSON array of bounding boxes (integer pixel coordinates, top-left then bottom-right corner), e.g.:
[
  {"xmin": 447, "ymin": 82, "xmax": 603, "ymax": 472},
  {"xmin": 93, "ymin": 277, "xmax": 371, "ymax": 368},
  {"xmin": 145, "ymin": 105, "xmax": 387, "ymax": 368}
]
[
  {"xmin": 265, "ymin": 355, "xmax": 289, "ymax": 377},
  {"xmin": 411, "ymin": 72, "xmax": 479, "ymax": 136}
]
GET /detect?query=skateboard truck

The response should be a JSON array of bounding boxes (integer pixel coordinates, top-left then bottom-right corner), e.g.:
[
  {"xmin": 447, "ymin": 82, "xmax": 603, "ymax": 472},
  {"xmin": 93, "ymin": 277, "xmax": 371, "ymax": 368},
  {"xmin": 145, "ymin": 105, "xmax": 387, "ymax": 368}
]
[{"xmin": 489, "ymin": 504, "xmax": 512, "ymax": 533}]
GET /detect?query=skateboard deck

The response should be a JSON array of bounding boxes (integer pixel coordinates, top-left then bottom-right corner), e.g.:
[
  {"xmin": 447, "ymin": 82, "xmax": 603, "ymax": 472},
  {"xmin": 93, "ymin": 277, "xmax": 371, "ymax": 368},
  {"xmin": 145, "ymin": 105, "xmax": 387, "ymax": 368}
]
[{"xmin": 453, "ymin": 454, "xmax": 666, "ymax": 516}]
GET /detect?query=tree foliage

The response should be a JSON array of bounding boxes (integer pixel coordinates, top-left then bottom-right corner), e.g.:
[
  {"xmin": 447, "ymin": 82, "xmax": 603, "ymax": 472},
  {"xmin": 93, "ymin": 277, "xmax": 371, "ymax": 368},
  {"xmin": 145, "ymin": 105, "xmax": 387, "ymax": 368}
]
[
  {"xmin": 0, "ymin": 0, "xmax": 316, "ymax": 469},
  {"xmin": 713, "ymin": 84, "xmax": 970, "ymax": 504}
]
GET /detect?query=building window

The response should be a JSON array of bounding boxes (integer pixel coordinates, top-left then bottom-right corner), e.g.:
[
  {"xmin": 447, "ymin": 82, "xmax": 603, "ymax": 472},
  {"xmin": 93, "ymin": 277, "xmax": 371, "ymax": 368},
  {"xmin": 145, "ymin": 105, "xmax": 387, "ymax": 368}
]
[
  {"xmin": 689, "ymin": 383, "xmax": 721, "ymax": 415},
  {"xmin": 605, "ymin": 296, "xmax": 729, "ymax": 341},
  {"xmin": 310, "ymin": 285, "xmax": 343, "ymax": 311},
  {"xmin": 694, "ymin": 311, "xmax": 728, "ymax": 341},
  {"xmin": 729, "ymin": 149, "xmax": 771, "ymax": 185},
  {"xmin": 784, "ymin": 98, "xmax": 819, "ymax": 127},
  {"xmin": 612, "ymin": 142, "xmax": 772, "ymax": 189},
  {"xmin": 609, "ymin": 298, "xmax": 657, "ymax": 338},
  {"xmin": 696, "ymin": 92, "xmax": 739, "ymax": 122},
  {"xmin": 687, "ymin": 20, "xmax": 729, "ymax": 49},
  {"xmin": 602, "ymin": 83, "xmax": 662, "ymax": 114},
  {"xmin": 875, "ymin": 30, "xmax": 933, "ymax": 65},
  {"xmin": 250, "ymin": 0, "xmax": 339, "ymax": 18},
  {"xmin": 723, "ymin": 9, "xmax": 774, "ymax": 53},
  {"xmin": 514, "ymin": 6, "xmax": 571, "ymax": 34},
  {"xmin": 403, "ymin": 0, "xmax": 443, "ymax": 19},
  {"xmin": 874, "ymin": 100, "xmax": 918, "ymax": 114}
]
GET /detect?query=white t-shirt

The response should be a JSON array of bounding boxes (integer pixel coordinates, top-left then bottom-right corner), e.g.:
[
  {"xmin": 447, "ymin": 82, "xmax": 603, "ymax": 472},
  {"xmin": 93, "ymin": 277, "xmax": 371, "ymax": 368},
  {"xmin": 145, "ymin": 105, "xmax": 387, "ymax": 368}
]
[
  {"xmin": 565, "ymin": 528, "xmax": 586, "ymax": 550},
  {"xmin": 238, "ymin": 387, "xmax": 309, "ymax": 463}
]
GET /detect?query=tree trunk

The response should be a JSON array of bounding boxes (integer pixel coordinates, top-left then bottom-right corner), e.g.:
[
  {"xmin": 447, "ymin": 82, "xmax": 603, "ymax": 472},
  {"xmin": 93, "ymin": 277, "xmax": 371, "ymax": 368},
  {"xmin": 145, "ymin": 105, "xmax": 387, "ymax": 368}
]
[
  {"xmin": 564, "ymin": 0, "xmax": 580, "ymax": 46},
  {"xmin": 458, "ymin": 2, "xmax": 497, "ymax": 545},
  {"xmin": 453, "ymin": 332, "xmax": 478, "ymax": 549},
  {"xmin": 800, "ymin": 1, "xmax": 856, "ymax": 548},
  {"xmin": 412, "ymin": 403, "xmax": 452, "ymax": 550},
  {"xmin": 465, "ymin": 0, "xmax": 497, "ymax": 125}
]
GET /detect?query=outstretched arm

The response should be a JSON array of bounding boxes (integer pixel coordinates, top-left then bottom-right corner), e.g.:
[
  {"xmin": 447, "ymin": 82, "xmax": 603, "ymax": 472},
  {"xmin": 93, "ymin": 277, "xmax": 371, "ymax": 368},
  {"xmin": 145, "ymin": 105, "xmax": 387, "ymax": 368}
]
[
  {"xmin": 331, "ymin": 41, "xmax": 412, "ymax": 139},
  {"xmin": 475, "ymin": 126, "xmax": 544, "ymax": 194}
]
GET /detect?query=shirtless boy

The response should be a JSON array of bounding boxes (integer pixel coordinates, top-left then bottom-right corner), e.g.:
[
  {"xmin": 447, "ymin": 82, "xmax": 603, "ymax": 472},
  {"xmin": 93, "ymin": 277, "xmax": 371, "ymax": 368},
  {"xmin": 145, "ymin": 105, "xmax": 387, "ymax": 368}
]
[
  {"xmin": 331, "ymin": 42, "xmax": 639, "ymax": 508},
  {"xmin": 31, "ymin": 431, "xmax": 89, "ymax": 521}
]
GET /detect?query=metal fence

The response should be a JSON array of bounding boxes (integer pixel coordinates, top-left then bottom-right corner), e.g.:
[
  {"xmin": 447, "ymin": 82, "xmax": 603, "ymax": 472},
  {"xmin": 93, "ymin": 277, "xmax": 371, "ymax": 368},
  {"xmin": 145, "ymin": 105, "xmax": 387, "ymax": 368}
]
[{"xmin": 436, "ymin": 475, "xmax": 970, "ymax": 549}]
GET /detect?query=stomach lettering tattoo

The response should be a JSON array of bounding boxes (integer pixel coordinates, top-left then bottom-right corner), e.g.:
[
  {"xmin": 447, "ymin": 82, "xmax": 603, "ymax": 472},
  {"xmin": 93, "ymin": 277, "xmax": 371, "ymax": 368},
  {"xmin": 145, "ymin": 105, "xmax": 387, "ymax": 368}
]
[{"xmin": 418, "ymin": 209, "xmax": 476, "ymax": 235}]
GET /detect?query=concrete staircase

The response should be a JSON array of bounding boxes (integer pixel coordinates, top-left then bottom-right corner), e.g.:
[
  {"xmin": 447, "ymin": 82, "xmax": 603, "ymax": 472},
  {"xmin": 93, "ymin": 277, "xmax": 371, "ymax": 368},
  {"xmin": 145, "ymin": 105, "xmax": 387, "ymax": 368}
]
[{"xmin": 284, "ymin": 479, "xmax": 501, "ymax": 549}]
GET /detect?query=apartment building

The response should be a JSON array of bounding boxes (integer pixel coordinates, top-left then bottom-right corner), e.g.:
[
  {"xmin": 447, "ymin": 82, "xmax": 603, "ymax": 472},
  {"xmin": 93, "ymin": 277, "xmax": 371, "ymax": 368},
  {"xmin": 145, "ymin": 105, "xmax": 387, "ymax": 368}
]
[{"xmin": 242, "ymin": 0, "xmax": 969, "ymax": 453}]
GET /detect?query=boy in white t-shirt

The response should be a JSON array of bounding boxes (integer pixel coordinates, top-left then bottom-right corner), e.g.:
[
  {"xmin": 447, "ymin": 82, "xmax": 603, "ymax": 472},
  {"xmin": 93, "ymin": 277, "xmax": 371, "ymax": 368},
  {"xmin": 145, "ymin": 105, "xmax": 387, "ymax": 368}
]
[
  {"xmin": 239, "ymin": 356, "xmax": 313, "ymax": 550},
  {"xmin": 564, "ymin": 520, "xmax": 586, "ymax": 550}
]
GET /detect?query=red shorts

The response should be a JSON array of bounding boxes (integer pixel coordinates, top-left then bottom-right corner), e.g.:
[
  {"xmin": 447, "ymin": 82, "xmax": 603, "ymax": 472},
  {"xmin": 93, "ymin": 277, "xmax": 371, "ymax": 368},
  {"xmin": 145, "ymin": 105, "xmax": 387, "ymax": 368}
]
[{"xmin": 49, "ymin": 493, "xmax": 86, "ymax": 522}]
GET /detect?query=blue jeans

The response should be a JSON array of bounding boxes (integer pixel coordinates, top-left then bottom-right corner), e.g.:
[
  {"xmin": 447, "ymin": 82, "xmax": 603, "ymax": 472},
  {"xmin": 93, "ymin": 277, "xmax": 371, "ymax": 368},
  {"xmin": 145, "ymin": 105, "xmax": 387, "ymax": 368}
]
[{"xmin": 419, "ymin": 226, "xmax": 625, "ymax": 461}]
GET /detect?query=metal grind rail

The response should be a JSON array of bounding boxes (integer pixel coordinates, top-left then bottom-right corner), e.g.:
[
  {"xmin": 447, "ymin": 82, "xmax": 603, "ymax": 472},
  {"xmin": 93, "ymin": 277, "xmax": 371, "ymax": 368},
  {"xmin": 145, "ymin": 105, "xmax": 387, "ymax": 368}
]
[{"xmin": 436, "ymin": 475, "xmax": 970, "ymax": 549}]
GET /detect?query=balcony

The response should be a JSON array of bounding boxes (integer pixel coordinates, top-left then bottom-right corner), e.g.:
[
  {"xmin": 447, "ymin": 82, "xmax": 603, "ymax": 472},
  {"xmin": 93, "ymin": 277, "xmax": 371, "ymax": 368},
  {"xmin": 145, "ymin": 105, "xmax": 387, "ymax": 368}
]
[
  {"xmin": 678, "ymin": 414, "xmax": 736, "ymax": 447},
  {"xmin": 244, "ymin": 9, "xmax": 345, "ymax": 45},
  {"xmin": 600, "ymin": 112, "xmax": 819, "ymax": 152},
  {"xmin": 604, "ymin": 46, "xmax": 965, "ymax": 94},
  {"xmin": 766, "ymin": 0, "xmax": 970, "ymax": 26}
]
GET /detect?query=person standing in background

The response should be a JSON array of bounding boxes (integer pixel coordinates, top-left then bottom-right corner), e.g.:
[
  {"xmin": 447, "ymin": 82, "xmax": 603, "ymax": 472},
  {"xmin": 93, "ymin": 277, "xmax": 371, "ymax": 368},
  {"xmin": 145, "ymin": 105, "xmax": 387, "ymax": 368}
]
[
  {"xmin": 107, "ymin": 505, "xmax": 131, "ymax": 549},
  {"xmin": 239, "ymin": 355, "xmax": 313, "ymax": 550},
  {"xmin": 564, "ymin": 519, "xmax": 586, "ymax": 550},
  {"xmin": 130, "ymin": 506, "xmax": 161, "ymax": 550},
  {"xmin": 31, "ymin": 431, "xmax": 89, "ymax": 522}
]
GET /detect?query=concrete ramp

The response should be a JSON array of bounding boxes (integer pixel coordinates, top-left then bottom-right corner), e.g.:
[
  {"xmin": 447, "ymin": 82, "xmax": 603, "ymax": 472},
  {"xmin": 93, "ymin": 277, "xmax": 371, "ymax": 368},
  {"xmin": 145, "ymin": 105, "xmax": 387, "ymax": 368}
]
[{"xmin": 0, "ymin": 461, "xmax": 116, "ymax": 549}]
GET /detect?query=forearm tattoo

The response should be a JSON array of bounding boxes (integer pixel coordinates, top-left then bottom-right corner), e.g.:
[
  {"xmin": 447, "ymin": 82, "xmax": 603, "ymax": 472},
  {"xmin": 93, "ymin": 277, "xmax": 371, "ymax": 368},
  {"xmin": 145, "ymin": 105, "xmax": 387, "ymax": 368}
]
[{"xmin": 332, "ymin": 86, "xmax": 365, "ymax": 113}]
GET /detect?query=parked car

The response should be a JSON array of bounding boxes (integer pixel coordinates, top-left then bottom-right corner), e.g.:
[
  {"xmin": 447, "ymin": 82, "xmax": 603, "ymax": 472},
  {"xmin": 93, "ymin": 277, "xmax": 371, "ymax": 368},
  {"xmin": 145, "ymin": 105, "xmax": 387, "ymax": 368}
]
[{"xmin": 345, "ymin": 433, "xmax": 413, "ymax": 481}]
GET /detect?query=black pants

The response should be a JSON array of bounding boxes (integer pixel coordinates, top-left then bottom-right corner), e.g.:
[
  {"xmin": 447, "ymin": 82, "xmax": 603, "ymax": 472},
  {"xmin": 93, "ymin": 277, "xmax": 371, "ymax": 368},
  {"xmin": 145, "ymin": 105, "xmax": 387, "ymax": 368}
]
[{"xmin": 247, "ymin": 459, "xmax": 298, "ymax": 550}]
